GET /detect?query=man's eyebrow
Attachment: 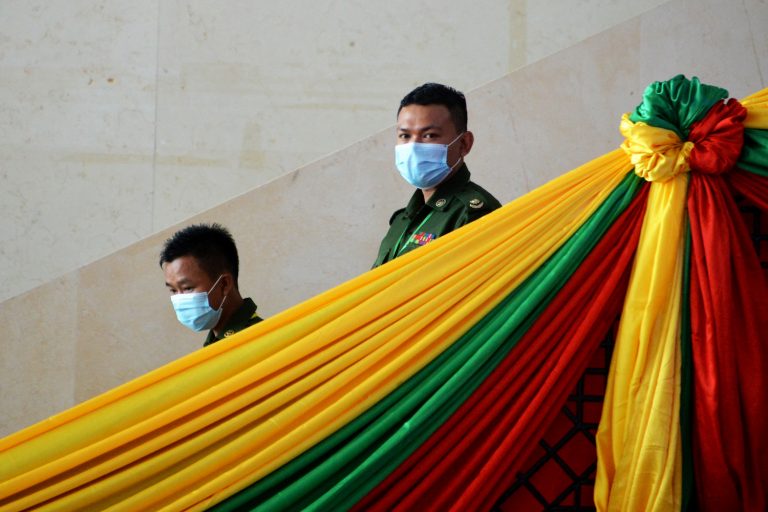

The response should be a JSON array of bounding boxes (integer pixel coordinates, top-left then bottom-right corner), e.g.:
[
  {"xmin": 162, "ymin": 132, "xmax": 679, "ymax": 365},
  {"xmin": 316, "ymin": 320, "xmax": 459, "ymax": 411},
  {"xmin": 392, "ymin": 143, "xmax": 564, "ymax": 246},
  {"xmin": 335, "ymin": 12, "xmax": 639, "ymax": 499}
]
[
  {"xmin": 397, "ymin": 124, "xmax": 441, "ymax": 131},
  {"xmin": 166, "ymin": 277, "xmax": 192, "ymax": 287}
]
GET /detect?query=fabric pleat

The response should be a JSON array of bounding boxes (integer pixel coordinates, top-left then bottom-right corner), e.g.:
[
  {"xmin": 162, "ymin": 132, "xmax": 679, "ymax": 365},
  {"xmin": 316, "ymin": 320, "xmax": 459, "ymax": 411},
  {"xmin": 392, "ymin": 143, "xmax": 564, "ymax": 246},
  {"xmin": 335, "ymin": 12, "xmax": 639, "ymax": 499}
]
[
  {"xmin": 728, "ymin": 167, "xmax": 768, "ymax": 209},
  {"xmin": 594, "ymin": 174, "xmax": 688, "ymax": 511},
  {"xmin": 687, "ymin": 173, "xmax": 768, "ymax": 512}
]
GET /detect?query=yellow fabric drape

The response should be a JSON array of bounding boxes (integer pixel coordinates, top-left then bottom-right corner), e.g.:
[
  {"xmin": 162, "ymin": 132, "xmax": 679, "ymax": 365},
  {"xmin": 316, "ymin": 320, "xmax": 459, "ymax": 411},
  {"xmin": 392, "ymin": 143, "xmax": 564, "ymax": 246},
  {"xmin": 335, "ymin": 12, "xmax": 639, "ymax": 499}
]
[
  {"xmin": 620, "ymin": 113, "xmax": 693, "ymax": 182},
  {"xmin": 0, "ymin": 152, "xmax": 631, "ymax": 511},
  {"xmin": 594, "ymin": 171, "xmax": 688, "ymax": 510},
  {"xmin": 741, "ymin": 88, "xmax": 768, "ymax": 128}
]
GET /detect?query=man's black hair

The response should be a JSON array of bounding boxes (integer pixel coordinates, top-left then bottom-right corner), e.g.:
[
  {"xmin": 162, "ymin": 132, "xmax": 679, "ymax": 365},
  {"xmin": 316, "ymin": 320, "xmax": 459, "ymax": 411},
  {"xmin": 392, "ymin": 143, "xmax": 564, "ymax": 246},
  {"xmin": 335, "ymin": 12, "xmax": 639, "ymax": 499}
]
[
  {"xmin": 398, "ymin": 82, "xmax": 468, "ymax": 133},
  {"xmin": 159, "ymin": 223, "xmax": 239, "ymax": 284}
]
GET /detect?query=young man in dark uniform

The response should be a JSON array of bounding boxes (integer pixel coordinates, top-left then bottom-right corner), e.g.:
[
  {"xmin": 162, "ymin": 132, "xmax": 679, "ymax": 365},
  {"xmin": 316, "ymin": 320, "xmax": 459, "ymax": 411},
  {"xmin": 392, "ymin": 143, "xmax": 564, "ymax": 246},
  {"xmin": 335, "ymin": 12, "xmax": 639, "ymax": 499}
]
[
  {"xmin": 160, "ymin": 223, "xmax": 263, "ymax": 347},
  {"xmin": 373, "ymin": 82, "xmax": 501, "ymax": 267}
]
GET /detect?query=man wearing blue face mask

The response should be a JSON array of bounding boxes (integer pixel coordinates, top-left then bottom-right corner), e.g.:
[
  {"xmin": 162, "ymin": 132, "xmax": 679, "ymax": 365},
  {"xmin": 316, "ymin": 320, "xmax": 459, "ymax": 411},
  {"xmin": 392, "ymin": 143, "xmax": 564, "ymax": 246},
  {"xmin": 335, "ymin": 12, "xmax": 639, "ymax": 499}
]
[
  {"xmin": 372, "ymin": 83, "xmax": 501, "ymax": 267},
  {"xmin": 160, "ymin": 223, "xmax": 263, "ymax": 347}
]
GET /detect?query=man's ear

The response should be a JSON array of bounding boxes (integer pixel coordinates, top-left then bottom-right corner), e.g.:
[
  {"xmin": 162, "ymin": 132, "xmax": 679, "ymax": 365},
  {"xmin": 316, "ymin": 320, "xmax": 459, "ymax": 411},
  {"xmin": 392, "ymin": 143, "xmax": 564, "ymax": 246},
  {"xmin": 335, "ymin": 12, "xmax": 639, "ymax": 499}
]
[
  {"xmin": 461, "ymin": 131, "xmax": 475, "ymax": 157},
  {"xmin": 211, "ymin": 273, "xmax": 235, "ymax": 310},
  {"xmin": 220, "ymin": 273, "xmax": 236, "ymax": 297}
]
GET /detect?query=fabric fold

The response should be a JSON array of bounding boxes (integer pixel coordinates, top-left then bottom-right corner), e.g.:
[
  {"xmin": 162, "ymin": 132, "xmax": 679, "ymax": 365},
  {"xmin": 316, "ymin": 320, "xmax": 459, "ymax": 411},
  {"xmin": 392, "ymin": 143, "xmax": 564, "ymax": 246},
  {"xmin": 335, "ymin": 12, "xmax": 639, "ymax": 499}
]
[
  {"xmin": 687, "ymin": 173, "xmax": 768, "ymax": 512},
  {"xmin": 594, "ymin": 173, "xmax": 688, "ymax": 511}
]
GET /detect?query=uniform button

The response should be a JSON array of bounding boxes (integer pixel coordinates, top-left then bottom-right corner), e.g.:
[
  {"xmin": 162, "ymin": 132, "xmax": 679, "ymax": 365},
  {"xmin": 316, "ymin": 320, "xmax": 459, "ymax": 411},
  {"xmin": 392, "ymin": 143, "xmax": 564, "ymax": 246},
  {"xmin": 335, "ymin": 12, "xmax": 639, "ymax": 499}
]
[
  {"xmin": 435, "ymin": 198, "xmax": 447, "ymax": 208},
  {"xmin": 469, "ymin": 198, "xmax": 484, "ymax": 209},
  {"xmin": 224, "ymin": 330, "xmax": 235, "ymax": 337}
]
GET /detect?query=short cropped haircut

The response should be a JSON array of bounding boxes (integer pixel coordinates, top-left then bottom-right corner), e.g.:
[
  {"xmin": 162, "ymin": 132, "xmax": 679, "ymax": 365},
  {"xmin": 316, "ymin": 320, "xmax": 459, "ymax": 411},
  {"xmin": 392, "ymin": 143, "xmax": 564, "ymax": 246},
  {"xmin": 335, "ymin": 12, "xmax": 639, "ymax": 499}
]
[
  {"xmin": 398, "ymin": 82, "xmax": 468, "ymax": 133},
  {"xmin": 159, "ymin": 223, "xmax": 239, "ymax": 284}
]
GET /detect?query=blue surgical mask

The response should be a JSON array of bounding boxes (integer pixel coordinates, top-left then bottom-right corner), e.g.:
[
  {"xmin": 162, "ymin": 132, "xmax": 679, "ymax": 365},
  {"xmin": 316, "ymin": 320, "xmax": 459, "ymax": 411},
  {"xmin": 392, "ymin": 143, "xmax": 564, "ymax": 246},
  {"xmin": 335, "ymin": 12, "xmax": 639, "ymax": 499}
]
[
  {"xmin": 395, "ymin": 132, "xmax": 464, "ymax": 189},
  {"xmin": 170, "ymin": 275, "xmax": 227, "ymax": 332}
]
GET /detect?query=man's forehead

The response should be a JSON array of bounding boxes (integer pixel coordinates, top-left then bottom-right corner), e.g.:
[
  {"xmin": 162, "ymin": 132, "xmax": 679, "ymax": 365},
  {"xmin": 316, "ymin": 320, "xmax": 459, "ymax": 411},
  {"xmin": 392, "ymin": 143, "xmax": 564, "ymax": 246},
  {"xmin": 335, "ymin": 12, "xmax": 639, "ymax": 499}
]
[
  {"xmin": 397, "ymin": 104, "xmax": 453, "ymax": 129},
  {"xmin": 163, "ymin": 255, "xmax": 207, "ymax": 277}
]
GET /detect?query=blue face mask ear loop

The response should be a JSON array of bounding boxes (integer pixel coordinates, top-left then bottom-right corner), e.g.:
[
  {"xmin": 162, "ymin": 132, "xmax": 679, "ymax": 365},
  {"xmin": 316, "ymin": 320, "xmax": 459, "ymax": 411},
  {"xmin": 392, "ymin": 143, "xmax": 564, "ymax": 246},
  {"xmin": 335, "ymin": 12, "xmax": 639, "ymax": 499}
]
[
  {"xmin": 207, "ymin": 274, "xmax": 228, "ymax": 312},
  {"xmin": 446, "ymin": 131, "xmax": 466, "ymax": 170}
]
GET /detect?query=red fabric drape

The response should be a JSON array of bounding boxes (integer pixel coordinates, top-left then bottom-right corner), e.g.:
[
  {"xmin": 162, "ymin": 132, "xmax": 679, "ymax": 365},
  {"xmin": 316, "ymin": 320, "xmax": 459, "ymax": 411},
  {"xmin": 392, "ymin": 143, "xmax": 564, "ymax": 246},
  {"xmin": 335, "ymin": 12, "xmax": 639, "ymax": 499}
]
[
  {"xmin": 354, "ymin": 185, "xmax": 649, "ymax": 511},
  {"xmin": 687, "ymin": 173, "xmax": 768, "ymax": 512},
  {"xmin": 688, "ymin": 100, "xmax": 746, "ymax": 175},
  {"xmin": 728, "ymin": 168, "xmax": 768, "ymax": 210}
]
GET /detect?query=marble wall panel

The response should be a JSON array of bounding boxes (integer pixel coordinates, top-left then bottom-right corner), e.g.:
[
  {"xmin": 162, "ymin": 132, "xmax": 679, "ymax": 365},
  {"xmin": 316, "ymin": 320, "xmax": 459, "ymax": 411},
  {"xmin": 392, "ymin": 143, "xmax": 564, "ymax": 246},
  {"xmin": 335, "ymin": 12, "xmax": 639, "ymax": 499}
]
[
  {"xmin": 471, "ymin": 33, "xmax": 642, "ymax": 205},
  {"xmin": 525, "ymin": 0, "xmax": 671, "ymax": 62},
  {"xmin": 0, "ymin": 274, "xmax": 78, "ymax": 435},
  {"xmin": 749, "ymin": 0, "xmax": 768, "ymax": 84},
  {"xmin": 2, "ymin": 0, "xmax": 677, "ymax": 304},
  {"xmin": 0, "ymin": 1, "xmax": 158, "ymax": 302},
  {"xmin": 634, "ymin": 0, "xmax": 767, "ymax": 99}
]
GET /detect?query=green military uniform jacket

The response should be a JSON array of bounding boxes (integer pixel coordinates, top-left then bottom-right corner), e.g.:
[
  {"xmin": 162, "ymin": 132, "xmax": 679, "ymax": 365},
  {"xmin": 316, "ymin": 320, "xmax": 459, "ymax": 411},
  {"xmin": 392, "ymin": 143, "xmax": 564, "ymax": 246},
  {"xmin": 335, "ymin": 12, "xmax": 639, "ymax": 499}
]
[
  {"xmin": 204, "ymin": 297, "xmax": 263, "ymax": 347},
  {"xmin": 373, "ymin": 164, "xmax": 501, "ymax": 267}
]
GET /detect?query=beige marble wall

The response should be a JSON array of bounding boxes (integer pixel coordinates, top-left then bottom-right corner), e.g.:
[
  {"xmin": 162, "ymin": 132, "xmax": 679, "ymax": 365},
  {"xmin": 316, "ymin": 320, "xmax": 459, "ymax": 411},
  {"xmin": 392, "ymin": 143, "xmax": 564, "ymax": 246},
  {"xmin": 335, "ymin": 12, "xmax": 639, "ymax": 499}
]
[
  {"xmin": 0, "ymin": 0, "xmax": 670, "ymax": 304},
  {"xmin": 0, "ymin": 1, "xmax": 158, "ymax": 301},
  {"xmin": 2, "ymin": 0, "xmax": 766, "ymax": 437}
]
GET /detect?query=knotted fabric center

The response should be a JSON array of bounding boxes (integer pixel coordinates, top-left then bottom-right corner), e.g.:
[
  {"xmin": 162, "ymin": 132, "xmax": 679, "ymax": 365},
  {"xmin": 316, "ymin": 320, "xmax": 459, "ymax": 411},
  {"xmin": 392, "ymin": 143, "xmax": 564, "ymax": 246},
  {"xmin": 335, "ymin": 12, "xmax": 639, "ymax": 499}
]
[
  {"xmin": 620, "ymin": 113, "xmax": 693, "ymax": 182},
  {"xmin": 620, "ymin": 99, "xmax": 747, "ymax": 182}
]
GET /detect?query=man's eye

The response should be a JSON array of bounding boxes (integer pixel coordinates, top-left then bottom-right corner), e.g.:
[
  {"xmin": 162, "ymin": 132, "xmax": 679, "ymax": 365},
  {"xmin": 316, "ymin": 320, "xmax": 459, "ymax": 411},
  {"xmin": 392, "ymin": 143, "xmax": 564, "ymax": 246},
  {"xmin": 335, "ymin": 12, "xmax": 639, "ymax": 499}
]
[{"xmin": 398, "ymin": 133, "xmax": 410, "ymax": 139}]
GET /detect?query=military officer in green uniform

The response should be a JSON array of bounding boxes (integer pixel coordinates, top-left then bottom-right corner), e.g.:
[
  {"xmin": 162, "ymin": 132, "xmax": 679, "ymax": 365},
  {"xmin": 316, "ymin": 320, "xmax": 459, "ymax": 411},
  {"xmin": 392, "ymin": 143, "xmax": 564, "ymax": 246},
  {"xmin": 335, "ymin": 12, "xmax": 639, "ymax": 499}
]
[
  {"xmin": 160, "ymin": 223, "xmax": 263, "ymax": 347},
  {"xmin": 373, "ymin": 83, "xmax": 501, "ymax": 267}
]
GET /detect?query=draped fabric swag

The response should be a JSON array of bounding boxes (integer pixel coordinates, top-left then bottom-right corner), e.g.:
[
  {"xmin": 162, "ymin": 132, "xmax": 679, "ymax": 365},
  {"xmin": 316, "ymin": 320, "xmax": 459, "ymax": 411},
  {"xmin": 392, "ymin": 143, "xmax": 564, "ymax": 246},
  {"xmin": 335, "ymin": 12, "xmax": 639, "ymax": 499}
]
[{"xmin": 1, "ymin": 75, "xmax": 766, "ymax": 512}]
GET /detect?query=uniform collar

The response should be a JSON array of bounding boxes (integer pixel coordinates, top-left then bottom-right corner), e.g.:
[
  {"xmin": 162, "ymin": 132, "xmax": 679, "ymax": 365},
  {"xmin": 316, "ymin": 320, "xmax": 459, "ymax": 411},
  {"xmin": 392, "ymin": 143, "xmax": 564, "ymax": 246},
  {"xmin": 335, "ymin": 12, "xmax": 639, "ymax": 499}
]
[
  {"xmin": 404, "ymin": 164, "xmax": 471, "ymax": 217},
  {"xmin": 204, "ymin": 297, "xmax": 258, "ymax": 346}
]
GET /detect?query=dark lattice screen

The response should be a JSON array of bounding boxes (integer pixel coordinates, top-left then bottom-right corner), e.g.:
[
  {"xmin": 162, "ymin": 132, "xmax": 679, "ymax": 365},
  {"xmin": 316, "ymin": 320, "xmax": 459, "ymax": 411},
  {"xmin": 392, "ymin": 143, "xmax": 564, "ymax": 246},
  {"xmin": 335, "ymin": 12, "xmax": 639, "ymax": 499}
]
[
  {"xmin": 492, "ymin": 333, "xmax": 613, "ymax": 512},
  {"xmin": 492, "ymin": 196, "xmax": 767, "ymax": 511}
]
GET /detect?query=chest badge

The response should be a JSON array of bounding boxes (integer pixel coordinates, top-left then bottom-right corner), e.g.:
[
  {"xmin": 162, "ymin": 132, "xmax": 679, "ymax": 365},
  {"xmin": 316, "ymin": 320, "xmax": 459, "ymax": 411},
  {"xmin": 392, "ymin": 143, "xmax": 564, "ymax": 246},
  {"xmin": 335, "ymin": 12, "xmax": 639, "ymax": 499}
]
[
  {"xmin": 412, "ymin": 232, "xmax": 436, "ymax": 246},
  {"xmin": 435, "ymin": 198, "xmax": 447, "ymax": 208},
  {"xmin": 469, "ymin": 198, "xmax": 484, "ymax": 209}
]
